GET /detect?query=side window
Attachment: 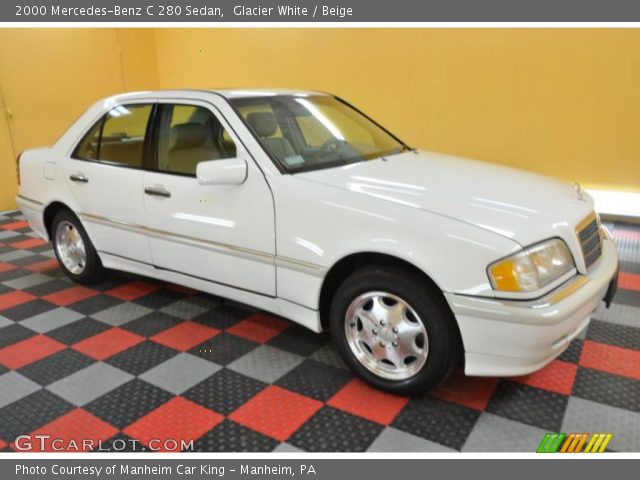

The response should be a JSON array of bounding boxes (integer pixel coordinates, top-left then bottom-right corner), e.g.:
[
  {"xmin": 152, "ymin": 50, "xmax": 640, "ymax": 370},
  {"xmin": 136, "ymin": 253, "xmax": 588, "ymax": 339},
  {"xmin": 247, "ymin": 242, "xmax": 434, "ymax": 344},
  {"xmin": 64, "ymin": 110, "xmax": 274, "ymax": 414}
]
[
  {"xmin": 157, "ymin": 104, "xmax": 237, "ymax": 176},
  {"xmin": 74, "ymin": 118, "xmax": 102, "ymax": 161},
  {"xmin": 98, "ymin": 105, "xmax": 152, "ymax": 168}
]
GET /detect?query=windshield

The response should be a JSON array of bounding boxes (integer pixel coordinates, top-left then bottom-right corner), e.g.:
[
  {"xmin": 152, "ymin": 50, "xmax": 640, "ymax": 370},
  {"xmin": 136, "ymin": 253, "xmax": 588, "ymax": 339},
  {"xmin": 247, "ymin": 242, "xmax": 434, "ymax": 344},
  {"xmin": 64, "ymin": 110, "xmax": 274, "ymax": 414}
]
[{"xmin": 230, "ymin": 95, "xmax": 408, "ymax": 173}]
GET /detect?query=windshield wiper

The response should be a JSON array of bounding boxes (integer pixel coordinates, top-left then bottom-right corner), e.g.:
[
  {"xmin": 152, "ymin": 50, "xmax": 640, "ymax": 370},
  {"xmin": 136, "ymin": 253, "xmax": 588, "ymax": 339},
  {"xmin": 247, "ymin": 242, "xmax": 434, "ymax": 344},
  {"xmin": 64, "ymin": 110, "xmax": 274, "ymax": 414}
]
[{"xmin": 387, "ymin": 145, "xmax": 415, "ymax": 155}]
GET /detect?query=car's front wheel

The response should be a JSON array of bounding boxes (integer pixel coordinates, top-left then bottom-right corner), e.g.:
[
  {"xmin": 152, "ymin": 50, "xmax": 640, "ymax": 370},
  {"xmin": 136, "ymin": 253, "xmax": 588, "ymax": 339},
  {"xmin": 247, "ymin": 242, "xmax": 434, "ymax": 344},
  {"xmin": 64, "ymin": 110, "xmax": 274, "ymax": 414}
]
[
  {"xmin": 51, "ymin": 210, "xmax": 104, "ymax": 285},
  {"xmin": 329, "ymin": 265, "xmax": 460, "ymax": 395}
]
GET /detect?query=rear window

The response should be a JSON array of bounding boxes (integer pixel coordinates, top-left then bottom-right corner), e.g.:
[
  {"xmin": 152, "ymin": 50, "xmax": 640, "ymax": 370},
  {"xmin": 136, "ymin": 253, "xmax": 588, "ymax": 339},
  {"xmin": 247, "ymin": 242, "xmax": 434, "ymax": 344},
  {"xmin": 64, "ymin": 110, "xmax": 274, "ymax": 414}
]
[{"xmin": 73, "ymin": 104, "xmax": 153, "ymax": 169}]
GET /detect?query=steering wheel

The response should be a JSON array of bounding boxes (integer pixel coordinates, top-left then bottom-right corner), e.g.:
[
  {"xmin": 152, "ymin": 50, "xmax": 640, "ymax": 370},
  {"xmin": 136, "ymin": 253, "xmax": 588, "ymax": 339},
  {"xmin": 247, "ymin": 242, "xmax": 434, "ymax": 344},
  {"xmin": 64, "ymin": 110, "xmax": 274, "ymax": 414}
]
[{"xmin": 318, "ymin": 138, "xmax": 347, "ymax": 157}]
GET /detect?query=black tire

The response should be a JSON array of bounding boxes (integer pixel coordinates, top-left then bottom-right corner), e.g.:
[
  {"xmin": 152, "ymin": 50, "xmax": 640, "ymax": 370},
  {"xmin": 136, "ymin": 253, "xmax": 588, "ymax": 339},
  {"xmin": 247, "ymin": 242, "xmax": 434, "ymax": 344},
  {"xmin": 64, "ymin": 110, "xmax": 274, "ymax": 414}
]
[
  {"xmin": 51, "ymin": 210, "xmax": 104, "ymax": 285},
  {"xmin": 329, "ymin": 265, "xmax": 461, "ymax": 395}
]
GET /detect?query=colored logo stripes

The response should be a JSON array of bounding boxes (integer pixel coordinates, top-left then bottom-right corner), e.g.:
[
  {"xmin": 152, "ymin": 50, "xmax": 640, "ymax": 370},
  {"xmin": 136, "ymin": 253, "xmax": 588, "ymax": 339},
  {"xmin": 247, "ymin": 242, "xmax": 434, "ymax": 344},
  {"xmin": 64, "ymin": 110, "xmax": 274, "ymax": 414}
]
[{"xmin": 537, "ymin": 432, "xmax": 613, "ymax": 453}]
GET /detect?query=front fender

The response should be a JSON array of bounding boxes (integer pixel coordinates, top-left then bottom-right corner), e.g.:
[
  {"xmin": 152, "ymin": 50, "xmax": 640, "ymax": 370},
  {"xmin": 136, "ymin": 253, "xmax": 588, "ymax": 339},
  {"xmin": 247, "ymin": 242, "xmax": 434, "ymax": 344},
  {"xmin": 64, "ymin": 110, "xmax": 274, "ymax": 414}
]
[{"xmin": 272, "ymin": 176, "xmax": 521, "ymax": 309}]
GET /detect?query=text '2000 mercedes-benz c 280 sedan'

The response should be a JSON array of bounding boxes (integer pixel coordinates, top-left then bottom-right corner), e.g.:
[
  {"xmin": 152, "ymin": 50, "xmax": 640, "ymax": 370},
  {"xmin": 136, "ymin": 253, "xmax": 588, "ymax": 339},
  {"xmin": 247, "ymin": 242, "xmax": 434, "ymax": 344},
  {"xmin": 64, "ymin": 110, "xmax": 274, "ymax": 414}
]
[{"xmin": 17, "ymin": 90, "xmax": 619, "ymax": 394}]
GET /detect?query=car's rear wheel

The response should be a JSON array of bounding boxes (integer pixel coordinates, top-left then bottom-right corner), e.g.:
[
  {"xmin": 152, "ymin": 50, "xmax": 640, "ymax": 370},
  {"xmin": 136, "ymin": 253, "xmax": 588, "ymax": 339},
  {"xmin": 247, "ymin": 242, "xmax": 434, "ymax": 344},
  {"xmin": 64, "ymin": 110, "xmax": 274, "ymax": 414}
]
[
  {"xmin": 329, "ymin": 266, "xmax": 460, "ymax": 395},
  {"xmin": 52, "ymin": 210, "xmax": 104, "ymax": 284}
]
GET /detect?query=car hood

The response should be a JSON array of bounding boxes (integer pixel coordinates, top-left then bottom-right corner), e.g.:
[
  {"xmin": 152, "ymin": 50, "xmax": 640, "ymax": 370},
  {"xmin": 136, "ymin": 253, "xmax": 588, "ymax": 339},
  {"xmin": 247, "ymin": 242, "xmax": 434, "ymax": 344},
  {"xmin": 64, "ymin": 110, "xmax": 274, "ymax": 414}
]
[{"xmin": 296, "ymin": 150, "xmax": 594, "ymax": 247}]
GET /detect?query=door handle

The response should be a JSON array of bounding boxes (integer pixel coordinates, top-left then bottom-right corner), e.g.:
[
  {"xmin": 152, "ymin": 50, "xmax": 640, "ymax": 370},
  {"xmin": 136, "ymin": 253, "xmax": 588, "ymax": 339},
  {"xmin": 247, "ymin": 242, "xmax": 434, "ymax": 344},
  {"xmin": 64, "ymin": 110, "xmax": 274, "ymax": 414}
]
[
  {"xmin": 69, "ymin": 173, "xmax": 89, "ymax": 183},
  {"xmin": 144, "ymin": 186, "xmax": 171, "ymax": 198}
]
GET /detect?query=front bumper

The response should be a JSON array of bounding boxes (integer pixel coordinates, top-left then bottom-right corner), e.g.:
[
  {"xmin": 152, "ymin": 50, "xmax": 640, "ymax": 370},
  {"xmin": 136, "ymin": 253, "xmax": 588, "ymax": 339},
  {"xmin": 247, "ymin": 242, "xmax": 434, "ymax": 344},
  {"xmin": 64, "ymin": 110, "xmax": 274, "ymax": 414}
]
[{"xmin": 446, "ymin": 231, "xmax": 619, "ymax": 377}]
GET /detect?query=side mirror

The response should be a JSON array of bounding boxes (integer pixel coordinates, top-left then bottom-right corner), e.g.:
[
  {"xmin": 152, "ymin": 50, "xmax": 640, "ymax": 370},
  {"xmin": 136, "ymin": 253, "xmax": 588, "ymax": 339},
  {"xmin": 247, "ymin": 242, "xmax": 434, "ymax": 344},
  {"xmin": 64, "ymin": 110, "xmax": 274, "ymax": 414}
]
[{"xmin": 196, "ymin": 158, "xmax": 247, "ymax": 186}]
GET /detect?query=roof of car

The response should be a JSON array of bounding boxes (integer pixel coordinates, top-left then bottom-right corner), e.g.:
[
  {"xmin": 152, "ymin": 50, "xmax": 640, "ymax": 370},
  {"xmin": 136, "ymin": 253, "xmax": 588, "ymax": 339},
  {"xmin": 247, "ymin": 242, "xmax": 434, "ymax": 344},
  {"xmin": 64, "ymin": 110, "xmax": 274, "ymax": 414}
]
[
  {"xmin": 106, "ymin": 89, "xmax": 328, "ymax": 103},
  {"xmin": 215, "ymin": 89, "xmax": 327, "ymax": 99}
]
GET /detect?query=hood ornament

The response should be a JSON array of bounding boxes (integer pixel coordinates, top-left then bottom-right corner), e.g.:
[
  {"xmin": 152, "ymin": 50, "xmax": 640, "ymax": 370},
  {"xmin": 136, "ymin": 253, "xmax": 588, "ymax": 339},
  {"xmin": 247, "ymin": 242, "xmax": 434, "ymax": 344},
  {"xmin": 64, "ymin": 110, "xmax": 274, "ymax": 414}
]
[{"xmin": 573, "ymin": 182, "xmax": 586, "ymax": 202}]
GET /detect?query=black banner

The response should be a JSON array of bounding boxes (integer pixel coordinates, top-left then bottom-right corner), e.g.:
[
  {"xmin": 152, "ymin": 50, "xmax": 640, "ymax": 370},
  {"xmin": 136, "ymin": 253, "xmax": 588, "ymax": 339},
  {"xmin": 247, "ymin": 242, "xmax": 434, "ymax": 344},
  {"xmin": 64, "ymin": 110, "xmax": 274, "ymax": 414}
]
[{"xmin": 5, "ymin": 0, "xmax": 640, "ymax": 22}]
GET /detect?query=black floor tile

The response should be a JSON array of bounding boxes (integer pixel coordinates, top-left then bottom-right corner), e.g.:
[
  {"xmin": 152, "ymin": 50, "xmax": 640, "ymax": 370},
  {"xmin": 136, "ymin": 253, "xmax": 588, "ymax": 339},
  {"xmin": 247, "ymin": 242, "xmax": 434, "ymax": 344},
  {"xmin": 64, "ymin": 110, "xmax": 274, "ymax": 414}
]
[
  {"xmin": 184, "ymin": 369, "xmax": 266, "ymax": 415},
  {"xmin": 573, "ymin": 367, "xmax": 640, "ymax": 413},
  {"xmin": 18, "ymin": 349, "xmax": 95, "ymax": 385},
  {"xmin": 47, "ymin": 318, "xmax": 110, "ymax": 345},
  {"xmin": 189, "ymin": 333, "xmax": 258, "ymax": 366},
  {"xmin": 193, "ymin": 420, "xmax": 278, "ymax": 452},
  {"xmin": 586, "ymin": 319, "xmax": 640, "ymax": 351},
  {"xmin": 486, "ymin": 381, "xmax": 568, "ymax": 431},
  {"xmin": 192, "ymin": 302, "xmax": 255, "ymax": 330},
  {"xmin": 0, "ymin": 323, "xmax": 36, "ymax": 349},
  {"xmin": 10, "ymin": 255, "xmax": 43, "ymax": 267},
  {"xmin": 558, "ymin": 338, "xmax": 584, "ymax": 363},
  {"xmin": 392, "ymin": 396, "xmax": 480, "ymax": 450},
  {"xmin": 0, "ymin": 390, "xmax": 74, "ymax": 440},
  {"xmin": 67, "ymin": 294, "xmax": 121, "ymax": 316},
  {"xmin": 2, "ymin": 299, "xmax": 57, "ymax": 321},
  {"xmin": 276, "ymin": 359, "xmax": 351, "ymax": 401},
  {"xmin": 289, "ymin": 406, "xmax": 384, "ymax": 452},
  {"xmin": 106, "ymin": 341, "xmax": 178, "ymax": 376},
  {"xmin": 268, "ymin": 324, "xmax": 330, "ymax": 356},
  {"xmin": 613, "ymin": 289, "xmax": 640, "ymax": 309},
  {"xmin": 85, "ymin": 379, "xmax": 173, "ymax": 429},
  {"xmin": 619, "ymin": 259, "xmax": 640, "ymax": 275},
  {"xmin": 23, "ymin": 279, "xmax": 71, "ymax": 297},
  {"xmin": 88, "ymin": 273, "xmax": 136, "ymax": 292},
  {"xmin": 120, "ymin": 311, "xmax": 183, "ymax": 338},
  {"xmin": 0, "ymin": 268, "xmax": 31, "ymax": 282},
  {"xmin": 133, "ymin": 288, "xmax": 186, "ymax": 309}
]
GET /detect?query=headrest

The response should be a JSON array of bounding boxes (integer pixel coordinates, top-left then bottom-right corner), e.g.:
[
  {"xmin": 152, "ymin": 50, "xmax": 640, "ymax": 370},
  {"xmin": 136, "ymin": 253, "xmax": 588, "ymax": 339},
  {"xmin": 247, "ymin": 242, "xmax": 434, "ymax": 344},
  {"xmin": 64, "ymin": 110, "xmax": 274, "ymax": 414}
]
[
  {"xmin": 247, "ymin": 111, "xmax": 278, "ymax": 138},
  {"xmin": 170, "ymin": 123, "xmax": 208, "ymax": 150}
]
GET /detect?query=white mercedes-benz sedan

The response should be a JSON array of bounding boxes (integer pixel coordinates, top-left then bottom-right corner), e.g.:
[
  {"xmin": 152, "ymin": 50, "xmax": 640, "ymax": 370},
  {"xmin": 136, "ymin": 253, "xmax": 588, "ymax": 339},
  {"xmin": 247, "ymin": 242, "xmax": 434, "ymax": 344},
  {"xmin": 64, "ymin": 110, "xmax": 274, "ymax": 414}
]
[{"xmin": 17, "ymin": 89, "xmax": 619, "ymax": 394}]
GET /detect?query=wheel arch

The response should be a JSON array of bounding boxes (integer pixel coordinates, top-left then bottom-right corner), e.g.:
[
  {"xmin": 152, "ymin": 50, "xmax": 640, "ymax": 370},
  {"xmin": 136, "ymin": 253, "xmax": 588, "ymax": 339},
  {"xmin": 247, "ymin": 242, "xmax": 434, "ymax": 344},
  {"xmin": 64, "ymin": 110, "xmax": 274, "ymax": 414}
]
[
  {"xmin": 43, "ymin": 201, "xmax": 77, "ymax": 240},
  {"xmin": 319, "ymin": 251, "xmax": 449, "ymax": 331}
]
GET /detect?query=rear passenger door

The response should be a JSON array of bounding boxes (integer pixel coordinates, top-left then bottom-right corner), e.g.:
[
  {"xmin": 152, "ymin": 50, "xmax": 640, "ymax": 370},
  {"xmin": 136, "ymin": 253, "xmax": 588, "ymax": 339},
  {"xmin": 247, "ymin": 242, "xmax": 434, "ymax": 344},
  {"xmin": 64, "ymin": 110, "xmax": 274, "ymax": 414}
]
[
  {"xmin": 64, "ymin": 102, "xmax": 154, "ymax": 264},
  {"xmin": 143, "ymin": 100, "xmax": 276, "ymax": 296}
]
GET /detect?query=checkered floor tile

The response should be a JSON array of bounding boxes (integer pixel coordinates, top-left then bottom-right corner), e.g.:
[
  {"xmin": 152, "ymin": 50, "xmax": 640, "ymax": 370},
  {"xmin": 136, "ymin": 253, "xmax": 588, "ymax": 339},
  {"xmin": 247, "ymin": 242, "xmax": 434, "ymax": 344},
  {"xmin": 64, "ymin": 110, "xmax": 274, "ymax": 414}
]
[{"xmin": 0, "ymin": 210, "xmax": 638, "ymax": 452}]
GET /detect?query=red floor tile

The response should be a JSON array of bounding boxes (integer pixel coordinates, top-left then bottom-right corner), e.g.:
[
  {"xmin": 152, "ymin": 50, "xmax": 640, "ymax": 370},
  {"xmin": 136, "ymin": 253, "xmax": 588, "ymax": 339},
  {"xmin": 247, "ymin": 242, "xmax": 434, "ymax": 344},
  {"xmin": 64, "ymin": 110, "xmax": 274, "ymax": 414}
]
[
  {"xmin": 230, "ymin": 385, "xmax": 322, "ymax": 441},
  {"xmin": 0, "ymin": 263, "xmax": 17, "ymax": 273},
  {"xmin": 9, "ymin": 238, "xmax": 47, "ymax": 249},
  {"xmin": 124, "ymin": 397, "xmax": 222, "ymax": 451},
  {"xmin": 511, "ymin": 360, "xmax": 578, "ymax": 395},
  {"xmin": 43, "ymin": 286, "xmax": 99, "ymax": 306},
  {"xmin": 431, "ymin": 370, "xmax": 499, "ymax": 410},
  {"xmin": 24, "ymin": 258, "xmax": 60, "ymax": 273},
  {"xmin": 72, "ymin": 328, "xmax": 144, "ymax": 361},
  {"xmin": 613, "ymin": 228, "xmax": 640, "ymax": 243},
  {"xmin": 0, "ymin": 335, "xmax": 66, "ymax": 369},
  {"xmin": 328, "ymin": 378, "xmax": 409, "ymax": 424},
  {"xmin": 151, "ymin": 320, "xmax": 219, "ymax": 351},
  {"xmin": 0, "ymin": 290, "xmax": 37, "ymax": 311},
  {"xmin": 619, "ymin": 272, "xmax": 640, "ymax": 292},
  {"xmin": 580, "ymin": 340, "xmax": 640, "ymax": 380},
  {"xmin": 226, "ymin": 314, "xmax": 290, "ymax": 343},
  {"xmin": 0, "ymin": 221, "xmax": 28, "ymax": 230},
  {"xmin": 17, "ymin": 409, "xmax": 117, "ymax": 452},
  {"xmin": 106, "ymin": 281, "xmax": 160, "ymax": 301}
]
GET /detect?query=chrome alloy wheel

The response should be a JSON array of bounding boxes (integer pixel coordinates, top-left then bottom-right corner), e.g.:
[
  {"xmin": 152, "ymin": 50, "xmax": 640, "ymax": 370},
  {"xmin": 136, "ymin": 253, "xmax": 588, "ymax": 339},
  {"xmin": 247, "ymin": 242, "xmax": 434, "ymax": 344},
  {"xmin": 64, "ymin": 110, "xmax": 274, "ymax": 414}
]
[
  {"xmin": 344, "ymin": 291, "xmax": 429, "ymax": 381},
  {"xmin": 54, "ymin": 220, "xmax": 87, "ymax": 275}
]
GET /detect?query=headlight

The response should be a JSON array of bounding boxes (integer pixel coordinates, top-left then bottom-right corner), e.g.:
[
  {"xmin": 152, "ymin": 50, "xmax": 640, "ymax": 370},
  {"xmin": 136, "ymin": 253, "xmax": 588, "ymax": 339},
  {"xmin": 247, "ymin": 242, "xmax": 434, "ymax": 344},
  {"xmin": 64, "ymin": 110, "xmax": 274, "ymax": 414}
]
[{"xmin": 488, "ymin": 238, "xmax": 575, "ymax": 292}]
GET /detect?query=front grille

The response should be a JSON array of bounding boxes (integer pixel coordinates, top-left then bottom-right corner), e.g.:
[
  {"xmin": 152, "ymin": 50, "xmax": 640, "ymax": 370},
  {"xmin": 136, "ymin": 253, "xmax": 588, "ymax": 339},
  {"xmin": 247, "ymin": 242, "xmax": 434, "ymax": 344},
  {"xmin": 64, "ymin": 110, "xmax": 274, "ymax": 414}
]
[{"xmin": 576, "ymin": 213, "xmax": 602, "ymax": 269}]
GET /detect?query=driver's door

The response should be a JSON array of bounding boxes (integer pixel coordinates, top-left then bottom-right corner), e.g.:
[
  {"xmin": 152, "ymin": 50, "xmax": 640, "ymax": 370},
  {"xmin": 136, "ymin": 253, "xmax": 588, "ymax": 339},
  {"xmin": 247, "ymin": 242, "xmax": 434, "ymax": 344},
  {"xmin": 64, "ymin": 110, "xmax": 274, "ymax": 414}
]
[{"xmin": 143, "ymin": 100, "xmax": 276, "ymax": 296}]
